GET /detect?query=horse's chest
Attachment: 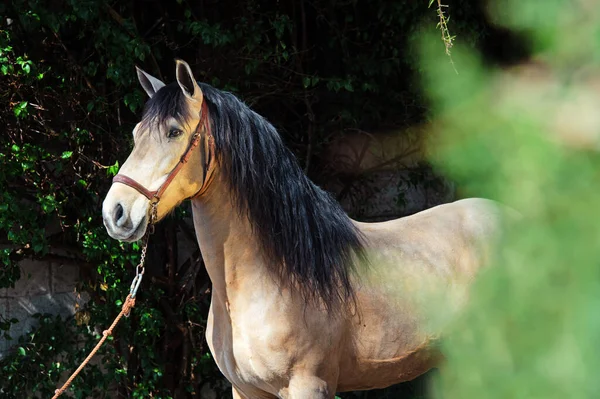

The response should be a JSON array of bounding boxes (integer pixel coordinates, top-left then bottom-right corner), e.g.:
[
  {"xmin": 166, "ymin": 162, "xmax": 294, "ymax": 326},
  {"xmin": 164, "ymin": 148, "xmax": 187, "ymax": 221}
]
[{"xmin": 205, "ymin": 302, "xmax": 289, "ymax": 396}]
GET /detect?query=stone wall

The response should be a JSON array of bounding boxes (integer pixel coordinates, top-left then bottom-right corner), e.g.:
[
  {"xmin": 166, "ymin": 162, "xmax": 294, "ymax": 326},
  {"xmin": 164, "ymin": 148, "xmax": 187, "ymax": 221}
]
[
  {"xmin": 321, "ymin": 126, "xmax": 455, "ymax": 221},
  {"xmin": 331, "ymin": 167, "xmax": 455, "ymax": 221},
  {"xmin": 0, "ymin": 259, "xmax": 87, "ymax": 359}
]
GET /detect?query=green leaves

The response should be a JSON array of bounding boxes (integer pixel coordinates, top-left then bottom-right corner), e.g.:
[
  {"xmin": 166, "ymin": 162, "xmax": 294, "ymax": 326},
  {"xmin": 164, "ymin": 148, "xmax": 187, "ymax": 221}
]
[
  {"xmin": 0, "ymin": 3, "xmax": 227, "ymax": 397},
  {"xmin": 302, "ymin": 76, "xmax": 320, "ymax": 89},
  {"xmin": 107, "ymin": 161, "xmax": 119, "ymax": 176},
  {"xmin": 124, "ymin": 90, "xmax": 144, "ymax": 113},
  {"xmin": 326, "ymin": 77, "xmax": 355, "ymax": 93},
  {"xmin": 13, "ymin": 101, "xmax": 28, "ymax": 118}
]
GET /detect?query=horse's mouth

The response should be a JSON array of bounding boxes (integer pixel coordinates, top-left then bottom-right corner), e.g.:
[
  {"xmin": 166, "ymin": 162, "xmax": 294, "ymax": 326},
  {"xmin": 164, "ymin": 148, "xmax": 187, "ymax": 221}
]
[{"xmin": 106, "ymin": 216, "xmax": 147, "ymax": 242}]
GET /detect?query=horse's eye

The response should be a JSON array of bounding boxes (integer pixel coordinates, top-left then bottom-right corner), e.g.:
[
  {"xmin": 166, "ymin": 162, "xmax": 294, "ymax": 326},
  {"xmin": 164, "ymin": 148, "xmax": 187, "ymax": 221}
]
[{"xmin": 168, "ymin": 129, "xmax": 183, "ymax": 138}]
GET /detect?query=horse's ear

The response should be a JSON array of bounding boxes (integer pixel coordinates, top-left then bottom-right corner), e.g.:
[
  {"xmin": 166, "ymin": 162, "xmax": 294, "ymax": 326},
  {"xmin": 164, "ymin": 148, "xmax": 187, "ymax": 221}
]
[
  {"xmin": 175, "ymin": 59, "xmax": 203, "ymax": 103},
  {"xmin": 136, "ymin": 66, "xmax": 165, "ymax": 98}
]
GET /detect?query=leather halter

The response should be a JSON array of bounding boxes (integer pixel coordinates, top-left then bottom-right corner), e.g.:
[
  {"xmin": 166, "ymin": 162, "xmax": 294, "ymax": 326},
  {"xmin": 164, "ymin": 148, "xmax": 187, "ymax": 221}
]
[{"xmin": 112, "ymin": 101, "xmax": 215, "ymax": 204}]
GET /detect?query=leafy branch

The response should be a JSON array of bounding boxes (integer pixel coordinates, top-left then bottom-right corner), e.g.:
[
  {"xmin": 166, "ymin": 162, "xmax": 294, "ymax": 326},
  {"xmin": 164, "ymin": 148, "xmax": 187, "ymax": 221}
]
[{"xmin": 429, "ymin": 0, "xmax": 457, "ymax": 72}]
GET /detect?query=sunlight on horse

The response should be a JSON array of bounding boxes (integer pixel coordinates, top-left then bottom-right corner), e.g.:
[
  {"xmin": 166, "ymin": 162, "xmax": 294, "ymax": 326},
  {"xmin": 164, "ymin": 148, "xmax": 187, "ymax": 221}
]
[{"xmin": 102, "ymin": 59, "xmax": 512, "ymax": 398}]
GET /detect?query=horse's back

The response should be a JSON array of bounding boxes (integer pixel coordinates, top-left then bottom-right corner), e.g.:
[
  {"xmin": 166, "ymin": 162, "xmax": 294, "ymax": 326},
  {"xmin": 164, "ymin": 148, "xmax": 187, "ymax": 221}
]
[{"xmin": 356, "ymin": 197, "xmax": 509, "ymax": 278}]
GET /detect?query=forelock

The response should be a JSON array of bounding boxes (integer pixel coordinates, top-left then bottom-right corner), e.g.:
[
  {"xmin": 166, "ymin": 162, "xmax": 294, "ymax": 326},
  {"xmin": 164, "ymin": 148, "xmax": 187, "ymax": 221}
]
[{"xmin": 139, "ymin": 83, "xmax": 193, "ymax": 131}]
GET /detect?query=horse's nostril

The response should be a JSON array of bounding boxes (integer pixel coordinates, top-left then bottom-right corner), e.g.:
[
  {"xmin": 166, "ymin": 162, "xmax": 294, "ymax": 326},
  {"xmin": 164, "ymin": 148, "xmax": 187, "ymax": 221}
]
[{"xmin": 114, "ymin": 203, "xmax": 124, "ymax": 225}]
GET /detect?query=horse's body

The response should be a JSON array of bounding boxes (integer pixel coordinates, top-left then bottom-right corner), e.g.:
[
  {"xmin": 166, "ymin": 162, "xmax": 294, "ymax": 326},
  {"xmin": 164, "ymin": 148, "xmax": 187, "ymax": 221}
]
[
  {"xmin": 198, "ymin": 191, "xmax": 500, "ymax": 398},
  {"xmin": 102, "ymin": 60, "xmax": 507, "ymax": 398}
]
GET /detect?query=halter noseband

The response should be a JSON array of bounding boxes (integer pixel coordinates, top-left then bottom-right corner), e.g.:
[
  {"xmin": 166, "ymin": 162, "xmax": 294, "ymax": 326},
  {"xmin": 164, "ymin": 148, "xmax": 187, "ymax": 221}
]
[{"xmin": 112, "ymin": 101, "xmax": 215, "ymax": 206}]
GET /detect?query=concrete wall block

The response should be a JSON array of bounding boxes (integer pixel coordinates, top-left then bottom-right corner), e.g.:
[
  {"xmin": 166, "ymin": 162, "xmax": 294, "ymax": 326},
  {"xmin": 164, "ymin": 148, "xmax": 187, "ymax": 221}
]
[
  {"xmin": 51, "ymin": 262, "xmax": 81, "ymax": 293},
  {"xmin": 0, "ymin": 292, "xmax": 89, "ymax": 360},
  {"xmin": 1, "ymin": 260, "xmax": 50, "ymax": 298}
]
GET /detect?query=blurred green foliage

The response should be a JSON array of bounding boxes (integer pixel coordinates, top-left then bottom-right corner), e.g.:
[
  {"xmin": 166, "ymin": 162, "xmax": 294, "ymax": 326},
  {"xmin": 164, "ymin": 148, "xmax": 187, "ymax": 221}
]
[{"xmin": 420, "ymin": 1, "xmax": 600, "ymax": 398}]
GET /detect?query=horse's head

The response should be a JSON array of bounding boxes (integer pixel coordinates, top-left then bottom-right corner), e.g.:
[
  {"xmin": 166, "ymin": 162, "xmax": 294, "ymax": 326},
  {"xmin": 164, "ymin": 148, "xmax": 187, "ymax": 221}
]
[{"xmin": 102, "ymin": 59, "xmax": 213, "ymax": 242}]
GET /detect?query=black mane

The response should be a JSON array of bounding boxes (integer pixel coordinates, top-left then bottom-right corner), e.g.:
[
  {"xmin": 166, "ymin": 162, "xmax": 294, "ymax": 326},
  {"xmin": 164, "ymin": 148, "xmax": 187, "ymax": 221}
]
[{"xmin": 146, "ymin": 83, "xmax": 366, "ymax": 313}]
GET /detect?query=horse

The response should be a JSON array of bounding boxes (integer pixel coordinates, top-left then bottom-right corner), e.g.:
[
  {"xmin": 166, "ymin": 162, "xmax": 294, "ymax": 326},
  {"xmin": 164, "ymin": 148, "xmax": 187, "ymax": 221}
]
[{"xmin": 102, "ymin": 59, "xmax": 508, "ymax": 398}]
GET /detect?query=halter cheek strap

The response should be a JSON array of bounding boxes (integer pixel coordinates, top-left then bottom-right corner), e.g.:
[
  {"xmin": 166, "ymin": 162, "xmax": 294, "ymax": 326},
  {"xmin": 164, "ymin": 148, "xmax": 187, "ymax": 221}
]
[
  {"xmin": 192, "ymin": 133, "xmax": 216, "ymax": 198},
  {"xmin": 112, "ymin": 101, "xmax": 214, "ymax": 204}
]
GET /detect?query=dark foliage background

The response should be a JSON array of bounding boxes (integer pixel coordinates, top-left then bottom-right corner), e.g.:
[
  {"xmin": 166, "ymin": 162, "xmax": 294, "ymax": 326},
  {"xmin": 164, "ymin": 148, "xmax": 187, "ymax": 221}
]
[{"xmin": 0, "ymin": 1, "xmax": 526, "ymax": 397}]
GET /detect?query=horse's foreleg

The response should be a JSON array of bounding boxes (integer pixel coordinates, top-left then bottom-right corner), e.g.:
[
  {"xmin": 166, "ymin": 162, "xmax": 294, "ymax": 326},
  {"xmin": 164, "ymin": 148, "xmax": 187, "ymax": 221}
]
[
  {"xmin": 281, "ymin": 375, "xmax": 336, "ymax": 399},
  {"xmin": 232, "ymin": 385, "xmax": 246, "ymax": 399}
]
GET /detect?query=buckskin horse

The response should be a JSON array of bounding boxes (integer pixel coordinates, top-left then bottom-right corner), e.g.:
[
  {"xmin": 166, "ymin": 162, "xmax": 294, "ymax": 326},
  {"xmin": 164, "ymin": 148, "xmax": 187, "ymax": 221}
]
[{"xmin": 102, "ymin": 59, "xmax": 507, "ymax": 398}]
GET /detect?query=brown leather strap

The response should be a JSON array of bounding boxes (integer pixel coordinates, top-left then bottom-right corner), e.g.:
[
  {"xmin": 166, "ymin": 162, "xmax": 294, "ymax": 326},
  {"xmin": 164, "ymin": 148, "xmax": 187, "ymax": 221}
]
[
  {"xmin": 112, "ymin": 101, "xmax": 213, "ymax": 202},
  {"xmin": 112, "ymin": 174, "xmax": 158, "ymax": 201},
  {"xmin": 192, "ymin": 134, "xmax": 216, "ymax": 198},
  {"xmin": 152, "ymin": 130, "xmax": 203, "ymax": 200}
]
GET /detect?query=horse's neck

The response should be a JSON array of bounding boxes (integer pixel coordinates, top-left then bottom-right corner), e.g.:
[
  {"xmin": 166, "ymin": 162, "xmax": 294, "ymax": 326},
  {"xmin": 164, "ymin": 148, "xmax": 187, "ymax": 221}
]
[{"xmin": 190, "ymin": 176, "xmax": 263, "ymax": 305}]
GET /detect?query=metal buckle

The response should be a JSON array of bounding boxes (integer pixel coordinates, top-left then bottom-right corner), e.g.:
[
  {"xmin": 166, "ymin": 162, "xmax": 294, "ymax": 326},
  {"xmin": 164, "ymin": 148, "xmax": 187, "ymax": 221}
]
[{"xmin": 129, "ymin": 272, "xmax": 144, "ymax": 299}]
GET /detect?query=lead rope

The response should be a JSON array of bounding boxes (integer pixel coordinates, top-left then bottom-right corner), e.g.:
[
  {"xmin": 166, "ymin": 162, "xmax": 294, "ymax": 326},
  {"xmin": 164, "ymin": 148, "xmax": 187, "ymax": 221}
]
[{"xmin": 51, "ymin": 203, "xmax": 158, "ymax": 399}]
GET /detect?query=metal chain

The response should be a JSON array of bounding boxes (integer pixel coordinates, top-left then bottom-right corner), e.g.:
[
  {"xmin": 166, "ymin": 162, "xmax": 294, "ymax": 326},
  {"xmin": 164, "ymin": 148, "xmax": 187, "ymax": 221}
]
[{"xmin": 128, "ymin": 202, "xmax": 157, "ymax": 302}]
